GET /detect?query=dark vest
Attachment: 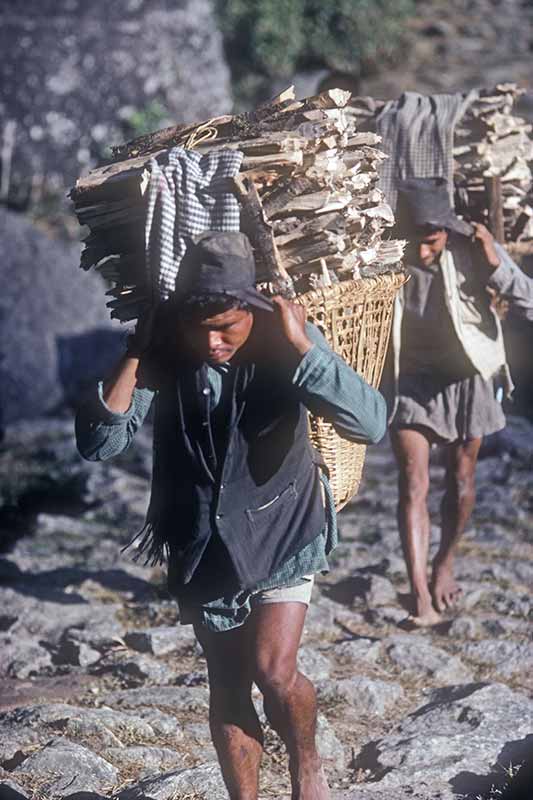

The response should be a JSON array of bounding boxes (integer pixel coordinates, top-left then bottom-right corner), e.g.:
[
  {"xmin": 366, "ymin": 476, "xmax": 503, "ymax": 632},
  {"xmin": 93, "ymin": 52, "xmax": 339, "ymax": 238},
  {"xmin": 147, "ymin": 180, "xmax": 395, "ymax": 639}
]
[{"xmin": 147, "ymin": 356, "xmax": 326, "ymax": 592}]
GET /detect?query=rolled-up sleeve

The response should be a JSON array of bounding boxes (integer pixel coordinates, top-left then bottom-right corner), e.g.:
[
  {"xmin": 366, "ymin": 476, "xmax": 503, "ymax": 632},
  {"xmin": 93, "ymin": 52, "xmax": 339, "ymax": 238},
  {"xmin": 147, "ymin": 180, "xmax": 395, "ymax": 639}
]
[
  {"xmin": 488, "ymin": 244, "xmax": 533, "ymax": 322},
  {"xmin": 292, "ymin": 324, "xmax": 387, "ymax": 444},
  {"xmin": 75, "ymin": 382, "xmax": 154, "ymax": 461}
]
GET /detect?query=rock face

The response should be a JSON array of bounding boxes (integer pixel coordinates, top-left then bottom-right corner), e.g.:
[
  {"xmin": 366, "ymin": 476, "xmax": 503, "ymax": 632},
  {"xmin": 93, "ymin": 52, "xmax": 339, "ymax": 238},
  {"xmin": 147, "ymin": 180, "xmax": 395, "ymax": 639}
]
[
  {"xmin": 0, "ymin": 0, "xmax": 232, "ymax": 208},
  {"xmin": 2, "ymin": 417, "xmax": 533, "ymax": 798},
  {"xmin": 0, "ymin": 209, "xmax": 123, "ymax": 426},
  {"xmin": 354, "ymin": 683, "xmax": 533, "ymax": 796}
]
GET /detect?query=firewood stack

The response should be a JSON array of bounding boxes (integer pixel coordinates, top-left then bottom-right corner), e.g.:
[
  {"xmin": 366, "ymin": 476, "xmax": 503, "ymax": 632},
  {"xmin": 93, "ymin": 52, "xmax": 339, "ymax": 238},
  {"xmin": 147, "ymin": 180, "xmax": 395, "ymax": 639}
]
[
  {"xmin": 453, "ymin": 84, "xmax": 533, "ymax": 243},
  {"xmin": 70, "ymin": 88, "xmax": 405, "ymax": 322},
  {"xmin": 346, "ymin": 84, "xmax": 533, "ymax": 246}
]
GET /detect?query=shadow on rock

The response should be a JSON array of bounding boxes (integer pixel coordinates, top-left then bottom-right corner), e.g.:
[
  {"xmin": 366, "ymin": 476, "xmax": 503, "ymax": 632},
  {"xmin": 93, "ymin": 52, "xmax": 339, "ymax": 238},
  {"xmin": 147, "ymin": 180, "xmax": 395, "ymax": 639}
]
[
  {"xmin": 0, "ymin": 560, "xmax": 155, "ymax": 603},
  {"xmin": 449, "ymin": 734, "xmax": 533, "ymax": 798}
]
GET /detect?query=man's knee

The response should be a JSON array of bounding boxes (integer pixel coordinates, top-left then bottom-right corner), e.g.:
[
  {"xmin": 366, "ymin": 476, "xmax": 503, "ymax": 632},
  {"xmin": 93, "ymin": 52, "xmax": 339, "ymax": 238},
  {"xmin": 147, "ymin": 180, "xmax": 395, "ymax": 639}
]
[
  {"xmin": 254, "ymin": 651, "xmax": 298, "ymax": 697},
  {"xmin": 399, "ymin": 467, "xmax": 430, "ymax": 503}
]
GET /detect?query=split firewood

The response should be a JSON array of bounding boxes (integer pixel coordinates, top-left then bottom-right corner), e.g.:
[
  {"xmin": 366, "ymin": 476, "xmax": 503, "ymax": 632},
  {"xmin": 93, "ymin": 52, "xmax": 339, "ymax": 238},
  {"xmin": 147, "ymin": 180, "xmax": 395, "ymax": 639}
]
[{"xmin": 71, "ymin": 88, "xmax": 405, "ymax": 322}]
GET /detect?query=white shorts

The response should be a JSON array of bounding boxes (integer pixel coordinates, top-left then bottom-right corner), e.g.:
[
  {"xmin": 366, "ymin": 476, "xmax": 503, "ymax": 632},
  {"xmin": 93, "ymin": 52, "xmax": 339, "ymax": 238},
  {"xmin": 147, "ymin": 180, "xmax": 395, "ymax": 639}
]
[{"xmin": 251, "ymin": 575, "xmax": 315, "ymax": 607}]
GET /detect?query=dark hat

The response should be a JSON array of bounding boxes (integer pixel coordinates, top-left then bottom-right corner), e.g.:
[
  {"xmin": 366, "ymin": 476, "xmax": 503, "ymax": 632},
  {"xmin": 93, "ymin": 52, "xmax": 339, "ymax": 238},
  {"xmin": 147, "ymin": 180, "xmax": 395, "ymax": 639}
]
[
  {"xmin": 395, "ymin": 177, "xmax": 473, "ymax": 237},
  {"xmin": 173, "ymin": 231, "xmax": 273, "ymax": 312}
]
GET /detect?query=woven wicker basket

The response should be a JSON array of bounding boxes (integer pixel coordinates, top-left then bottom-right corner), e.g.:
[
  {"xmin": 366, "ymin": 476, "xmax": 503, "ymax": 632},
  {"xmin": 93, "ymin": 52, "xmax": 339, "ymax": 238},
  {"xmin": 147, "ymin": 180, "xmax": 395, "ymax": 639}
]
[{"xmin": 297, "ymin": 271, "xmax": 406, "ymax": 511}]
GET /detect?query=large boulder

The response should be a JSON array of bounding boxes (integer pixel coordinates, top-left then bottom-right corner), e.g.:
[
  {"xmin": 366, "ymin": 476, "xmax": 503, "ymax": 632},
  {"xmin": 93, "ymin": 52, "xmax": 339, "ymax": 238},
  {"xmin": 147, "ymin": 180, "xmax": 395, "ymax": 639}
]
[
  {"xmin": 0, "ymin": 208, "xmax": 123, "ymax": 426},
  {"xmin": 0, "ymin": 0, "xmax": 232, "ymax": 207}
]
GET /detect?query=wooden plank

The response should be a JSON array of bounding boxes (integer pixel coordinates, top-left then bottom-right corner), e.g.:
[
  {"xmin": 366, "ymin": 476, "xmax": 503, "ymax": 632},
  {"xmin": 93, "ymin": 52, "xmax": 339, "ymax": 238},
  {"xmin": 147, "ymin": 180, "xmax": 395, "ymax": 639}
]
[{"xmin": 485, "ymin": 176, "xmax": 505, "ymax": 243}]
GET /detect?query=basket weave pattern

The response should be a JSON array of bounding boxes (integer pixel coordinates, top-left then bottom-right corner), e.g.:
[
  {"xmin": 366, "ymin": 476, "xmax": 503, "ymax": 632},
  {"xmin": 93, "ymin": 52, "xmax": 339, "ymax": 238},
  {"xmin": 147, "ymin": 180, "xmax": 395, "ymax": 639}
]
[{"xmin": 297, "ymin": 271, "xmax": 406, "ymax": 511}]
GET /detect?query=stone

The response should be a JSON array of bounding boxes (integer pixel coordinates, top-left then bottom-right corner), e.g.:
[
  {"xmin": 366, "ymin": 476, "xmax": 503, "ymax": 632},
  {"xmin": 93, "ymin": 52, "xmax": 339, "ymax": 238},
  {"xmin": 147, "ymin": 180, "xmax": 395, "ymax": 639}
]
[
  {"xmin": 104, "ymin": 653, "xmax": 181, "ymax": 686},
  {"xmin": 318, "ymin": 676, "xmax": 404, "ymax": 716},
  {"xmin": 316, "ymin": 714, "xmax": 346, "ymax": 767},
  {"xmin": 103, "ymin": 746, "xmax": 182, "ymax": 773},
  {"xmin": 54, "ymin": 632, "xmax": 102, "ymax": 667},
  {"xmin": 0, "ymin": 0, "xmax": 231, "ymax": 211},
  {"xmin": 124, "ymin": 626, "xmax": 181, "ymax": 656},
  {"xmin": 366, "ymin": 605, "xmax": 409, "ymax": 626},
  {"xmin": 0, "ymin": 703, "xmax": 163, "ymax": 750},
  {"xmin": 352, "ymin": 683, "xmax": 533, "ymax": 795},
  {"xmin": 462, "ymin": 639, "xmax": 533, "ymax": 678},
  {"xmin": 102, "ymin": 686, "xmax": 210, "ymax": 714},
  {"xmin": 0, "ymin": 209, "xmax": 123, "ymax": 425},
  {"xmin": 334, "ymin": 638, "xmax": 382, "ymax": 663},
  {"xmin": 117, "ymin": 762, "xmax": 227, "ymax": 800},
  {"xmin": 364, "ymin": 575, "xmax": 398, "ymax": 607},
  {"xmin": 384, "ymin": 634, "xmax": 473, "ymax": 683},
  {"xmin": 13, "ymin": 738, "xmax": 118, "ymax": 796},
  {"xmin": 0, "ymin": 637, "xmax": 53, "ymax": 679},
  {"xmin": 447, "ymin": 616, "xmax": 483, "ymax": 639},
  {"xmin": 298, "ymin": 646, "xmax": 332, "ymax": 681}
]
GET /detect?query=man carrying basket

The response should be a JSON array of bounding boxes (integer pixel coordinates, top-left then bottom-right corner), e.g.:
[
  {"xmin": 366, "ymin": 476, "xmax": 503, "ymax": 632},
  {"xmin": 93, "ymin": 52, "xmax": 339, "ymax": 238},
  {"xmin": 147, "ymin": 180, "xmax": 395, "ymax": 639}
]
[
  {"xmin": 76, "ymin": 231, "xmax": 386, "ymax": 800},
  {"xmin": 388, "ymin": 178, "xmax": 533, "ymax": 628}
]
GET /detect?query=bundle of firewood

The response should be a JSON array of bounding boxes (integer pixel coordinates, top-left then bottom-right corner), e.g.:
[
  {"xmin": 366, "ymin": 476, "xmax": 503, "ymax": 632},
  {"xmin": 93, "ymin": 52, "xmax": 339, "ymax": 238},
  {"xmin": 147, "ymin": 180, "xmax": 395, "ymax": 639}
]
[
  {"xmin": 453, "ymin": 84, "xmax": 533, "ymax": 243},
  {"xmin": 70, "ymin": 88, "xmax": 405, "ymax": 322},
  {"xmin": 346, "ymin": 84, "xmax": 533, "ymax": 246}
]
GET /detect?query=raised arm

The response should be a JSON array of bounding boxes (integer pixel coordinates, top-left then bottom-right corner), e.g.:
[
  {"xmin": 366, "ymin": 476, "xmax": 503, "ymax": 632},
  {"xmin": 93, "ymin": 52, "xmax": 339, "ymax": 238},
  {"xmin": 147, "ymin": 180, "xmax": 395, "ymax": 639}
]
[
  {"xmin": 472, "ymin": 223, "xmax": 533, "ymax": 321},
  {"xmin": 270, "ymin": 297, "xmax": 387, "ymax": 445},
  {"xmin": 75, "ymin": 355, "xmax": 155, "ymax": 461},
  {"xmin": 75, "ymin": 310, "xmax": 157, "ymax": 461}
]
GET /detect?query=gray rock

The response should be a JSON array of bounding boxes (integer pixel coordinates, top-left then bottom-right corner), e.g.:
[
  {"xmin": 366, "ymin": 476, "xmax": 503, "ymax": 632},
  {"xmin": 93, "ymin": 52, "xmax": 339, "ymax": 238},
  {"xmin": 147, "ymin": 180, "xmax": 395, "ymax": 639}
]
[
  {"xmin": 102, "ymin": 685, "xmax": 210, "ymax": 713},
  {"xmin": 486, "ymin": 414, "xmax": 533, "ymax": 463},
  {"xmin": 334, "ymin": 638, "xmax": 382, "ymax": 663},
  {"xmin": 0, "ymin": 637, "xmax": 53, "ymax": 678},
  {"xmin": 303, "ymin": 595, "xmax": 337, "ymax": 637},
  {"xmin": 117, "ymin": 762, "xmax": 227, "ymax": 799},
  {"xmin": 13, "ymin": 738, "xmax": 118, "ymax": 796},
  {"xmin": 0, "ymin": 209, "xmax": 123, "ymax": 425},
  {"xmin": 364, "ymin": 574, "xmax": 398, "ymax": 607},
  {"xmin": 0, "ymin": 0, "xmax": 231, "ymax": 209},
  {"xmin": 104, "ymin": 745, "xmax": 182, "ymax": 773},
  {"xmin": 124, "ymin": 626, "xmax": 181, "ymax": 656},
  {"xmin": 298, "ymin": 646, "xmax": 332, "ymax": 681},
  {"xmin": 105, "ymin": 653, "xmax": 181, "ymax": 686},
  {"xmin": 366, "ymin": 605, "xmax": 407, "ymax": 626},
  {"xmin": 462, "ymin": 639, "xmax": 533, "ymax": 677},
  {"xmin": 353, "ymin": 683, "xmax": 533, "ymax": 795},
  {"xmin": 318, "ymin": 676, "xmax": 403, "ymax": 716},
  {"xmin": 118, "ymin": 707, "xmax": 184, "ymax": 740},
  {"xmin": 316, "ymin": 714, "xmax": 346, "ymax": 767},
  {"xmin": 384, "ymin": 634, "xmax": 473, "ymax": 683},
  {"xmin": 54, "ymin": 632, "xmax": 102, "ymax": 667},
  {"xmin": 0, "ymin": 703, "xmax": 163, "ymax": 750},
  {"xmin": 447, "ymin": 616, "xmax": 484, "ymax": 639}
]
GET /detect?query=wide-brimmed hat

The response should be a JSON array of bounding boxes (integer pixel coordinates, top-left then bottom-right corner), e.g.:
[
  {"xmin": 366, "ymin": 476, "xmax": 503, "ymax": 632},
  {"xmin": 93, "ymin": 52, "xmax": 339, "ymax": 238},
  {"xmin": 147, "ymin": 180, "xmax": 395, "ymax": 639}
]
[
  {"xmin": 394, "ymin": 177, "xmax": 473, "ymax": 237},
  {"xmin": 173, "ymin": 231, "xmax": 273, "ymax": 312}
]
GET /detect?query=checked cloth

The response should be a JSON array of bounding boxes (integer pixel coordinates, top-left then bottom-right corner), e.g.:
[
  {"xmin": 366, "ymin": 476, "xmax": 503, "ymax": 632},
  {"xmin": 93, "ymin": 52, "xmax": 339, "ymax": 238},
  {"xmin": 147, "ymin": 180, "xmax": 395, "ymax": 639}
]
[
  {"xmin": 144, "ymin": 146, "xmax": 244, "ymax": 300},
  {"xmin": 375, "ymin": 90, "xmax": 477, "ymax": 210}
]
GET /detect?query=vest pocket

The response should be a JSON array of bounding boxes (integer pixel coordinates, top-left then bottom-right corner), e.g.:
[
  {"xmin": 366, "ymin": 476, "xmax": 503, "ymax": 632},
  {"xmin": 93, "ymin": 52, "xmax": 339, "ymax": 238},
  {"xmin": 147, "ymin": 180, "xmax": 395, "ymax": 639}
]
[{"xmin": 245, "ymin": 482, "xmax": 298, "ymax": 535}]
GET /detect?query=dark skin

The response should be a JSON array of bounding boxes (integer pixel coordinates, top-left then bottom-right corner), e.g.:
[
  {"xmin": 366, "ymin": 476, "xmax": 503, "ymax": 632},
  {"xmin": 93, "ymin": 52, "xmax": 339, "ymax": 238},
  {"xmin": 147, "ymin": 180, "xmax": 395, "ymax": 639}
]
[
  {"xmin": 102, "ymin": 296, "xmax": 330, "ymax": 800},
  {"xmin": 392, "ymin": 223, "xmax": 500, "ymax": 626}
]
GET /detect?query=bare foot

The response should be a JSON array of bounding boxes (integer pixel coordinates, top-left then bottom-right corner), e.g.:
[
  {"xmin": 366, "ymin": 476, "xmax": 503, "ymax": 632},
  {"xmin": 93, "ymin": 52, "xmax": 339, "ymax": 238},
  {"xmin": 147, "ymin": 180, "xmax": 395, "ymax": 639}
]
[
  {"xmin": 401, "ymin": 608, "xmax": 442, "ymax": 628},
  {"xmin": 399, "ymin": 590, "xmax": 442, "ymax": 628},
  {"xmin": 431, "ymin": 557, "xmax": 462, "ymax": 612},
  {"xmin": 291, "ymin": 761, "xmax": 330, "ymax": 800}
]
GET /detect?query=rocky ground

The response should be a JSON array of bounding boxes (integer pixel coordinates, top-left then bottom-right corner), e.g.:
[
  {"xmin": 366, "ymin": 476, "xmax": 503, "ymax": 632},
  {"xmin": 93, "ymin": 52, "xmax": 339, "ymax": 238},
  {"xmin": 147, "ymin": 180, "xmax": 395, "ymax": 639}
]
[{"xmin": 0, "ymin": 414, "xmax": 532, "ymax": 800}]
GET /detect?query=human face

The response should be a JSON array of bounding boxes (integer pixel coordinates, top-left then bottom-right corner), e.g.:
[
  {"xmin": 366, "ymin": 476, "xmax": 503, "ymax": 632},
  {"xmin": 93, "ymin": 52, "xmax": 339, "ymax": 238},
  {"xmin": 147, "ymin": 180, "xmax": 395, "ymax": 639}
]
[
  {"xmin": 411, "ymin": 229, "xmax": 448, "ymax": 268},
  {"xmin": 180, "ymin": 307, "xmax": 254, "ymax": 365}
]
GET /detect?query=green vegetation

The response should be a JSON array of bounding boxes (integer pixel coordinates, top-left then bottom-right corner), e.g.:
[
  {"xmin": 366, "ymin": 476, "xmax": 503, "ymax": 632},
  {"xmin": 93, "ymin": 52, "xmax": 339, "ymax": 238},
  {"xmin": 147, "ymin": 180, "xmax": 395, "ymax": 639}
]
[
  {"xmin": 215, "ymin": 0, "xmax": 416, "ymax": 106},
  {"xmin": 124, "ymin": 100, "xmax": 168, "ymax": 138}
]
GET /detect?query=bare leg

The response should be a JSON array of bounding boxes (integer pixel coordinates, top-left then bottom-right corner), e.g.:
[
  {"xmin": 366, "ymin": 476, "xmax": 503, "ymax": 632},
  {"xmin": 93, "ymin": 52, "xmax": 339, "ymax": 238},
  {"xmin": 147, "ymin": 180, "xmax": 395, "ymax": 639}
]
[
  {"xmin": 194, "ymin": 620, "xmax": 263, "ymax": 800},
  {"xmin": 252, "ymin": 602, "xmax": 330, "ymax": 800},
  {"xmin": 432, "ymin": 437, "xmax": 482, "ymax": 611},
  {"xmin": 391, "ymin": 427, "xmax": 441, "ymax": 626}
]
